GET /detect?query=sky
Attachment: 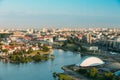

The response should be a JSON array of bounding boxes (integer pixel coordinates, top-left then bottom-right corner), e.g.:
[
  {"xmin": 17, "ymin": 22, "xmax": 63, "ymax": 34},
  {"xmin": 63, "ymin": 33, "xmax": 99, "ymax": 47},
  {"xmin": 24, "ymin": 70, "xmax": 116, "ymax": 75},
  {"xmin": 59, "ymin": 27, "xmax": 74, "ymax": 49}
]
[{"xmin": 0, "ymin": 0, "xmax": 120, "ymax": 29}]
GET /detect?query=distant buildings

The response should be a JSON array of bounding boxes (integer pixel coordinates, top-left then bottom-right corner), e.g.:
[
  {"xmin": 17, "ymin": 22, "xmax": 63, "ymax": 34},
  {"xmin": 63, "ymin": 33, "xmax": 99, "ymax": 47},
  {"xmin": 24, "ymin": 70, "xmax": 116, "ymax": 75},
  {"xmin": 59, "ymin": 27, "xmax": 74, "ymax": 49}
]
[
  {"xmin": 0, "ymin": 27, "xmax": 120, "ymax": 53},
  {"xmin": 27, "ymin": 29, "xmax": 34, "ymax": 34},
  {"xmin": 104, "ymin": 37, "xmax": 120, "ymax": 51},
  {"xmin": 55, "ymin": 37, "xmax": 67, "ymax": 42}
]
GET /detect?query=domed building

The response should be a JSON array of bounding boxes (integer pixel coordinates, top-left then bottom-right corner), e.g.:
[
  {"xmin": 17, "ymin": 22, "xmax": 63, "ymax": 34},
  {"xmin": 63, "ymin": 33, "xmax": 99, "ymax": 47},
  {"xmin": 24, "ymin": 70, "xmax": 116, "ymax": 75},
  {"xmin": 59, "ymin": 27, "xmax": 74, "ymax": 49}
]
[{"xmin": 76, "ymin": 56, "xmax": 104, "ymax": 67}]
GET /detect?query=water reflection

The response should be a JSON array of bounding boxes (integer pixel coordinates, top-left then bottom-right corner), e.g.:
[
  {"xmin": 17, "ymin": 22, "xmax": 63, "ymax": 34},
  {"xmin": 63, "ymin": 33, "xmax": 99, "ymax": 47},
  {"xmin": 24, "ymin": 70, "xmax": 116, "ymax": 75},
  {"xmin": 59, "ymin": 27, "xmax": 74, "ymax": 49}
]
[{"xmin": 0, "ymin": 49, "xmax": 81, "ymax": 80}]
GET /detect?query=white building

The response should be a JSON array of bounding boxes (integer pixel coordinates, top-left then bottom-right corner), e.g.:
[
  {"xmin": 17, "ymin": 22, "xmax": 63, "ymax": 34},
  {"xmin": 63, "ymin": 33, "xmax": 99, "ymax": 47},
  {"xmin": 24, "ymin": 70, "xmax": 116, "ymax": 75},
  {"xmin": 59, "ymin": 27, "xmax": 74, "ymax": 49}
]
[{"xmin": 76, "ymin": 56, "xmax": 104, "ymax": 67}]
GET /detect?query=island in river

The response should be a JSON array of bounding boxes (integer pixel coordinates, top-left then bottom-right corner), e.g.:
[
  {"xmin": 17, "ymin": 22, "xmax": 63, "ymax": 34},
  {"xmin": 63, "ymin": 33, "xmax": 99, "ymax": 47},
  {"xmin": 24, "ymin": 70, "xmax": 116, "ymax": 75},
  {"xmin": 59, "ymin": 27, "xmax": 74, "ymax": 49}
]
[{"xmin": 0, "ymin": 44, "xmax": 54, "ymax": 64}]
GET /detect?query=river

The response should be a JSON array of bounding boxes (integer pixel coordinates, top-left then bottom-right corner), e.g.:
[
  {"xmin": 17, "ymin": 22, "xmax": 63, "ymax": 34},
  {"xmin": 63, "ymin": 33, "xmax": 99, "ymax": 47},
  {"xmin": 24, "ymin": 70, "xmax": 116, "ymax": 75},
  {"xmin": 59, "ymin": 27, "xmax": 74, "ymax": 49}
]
[{"xmin": 0, "ymin": 49, "xmax": 81, "ymax": 80}]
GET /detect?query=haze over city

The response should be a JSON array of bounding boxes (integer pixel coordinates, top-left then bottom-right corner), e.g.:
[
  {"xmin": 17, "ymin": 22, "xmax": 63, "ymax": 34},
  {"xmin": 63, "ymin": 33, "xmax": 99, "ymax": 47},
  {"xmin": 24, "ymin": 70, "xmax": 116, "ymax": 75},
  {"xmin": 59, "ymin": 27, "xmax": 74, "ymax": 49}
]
[
  {"xmin": 0, "ymin": 0, "xmax": 120, "ymax": 28},
  {"xmin": 0, "ymin": 0, "xmax": 120, "ymax": 80}
]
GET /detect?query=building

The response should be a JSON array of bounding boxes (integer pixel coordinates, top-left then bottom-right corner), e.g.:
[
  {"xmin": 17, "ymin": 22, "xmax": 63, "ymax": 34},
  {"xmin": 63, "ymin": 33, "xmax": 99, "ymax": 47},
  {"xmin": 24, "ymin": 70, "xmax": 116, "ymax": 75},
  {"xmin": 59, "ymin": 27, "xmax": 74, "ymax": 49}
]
[
  {"xmin": 27, "ymin": 29, "xmax": 34, "ymax": 34},
  {"xmin": 76, "ymin": 56, "xmax": 104, "ymax": 67},
  {"xmin": 87, "ymin": 33, "xmax": 92, "ymax": 44},
  {"xmin": 0, "ymin": 33, "xmax": 11, "ymax": 38},
  {"xmin": 105, "ymin": 37, "xmax": 120, "ymax": 52}
]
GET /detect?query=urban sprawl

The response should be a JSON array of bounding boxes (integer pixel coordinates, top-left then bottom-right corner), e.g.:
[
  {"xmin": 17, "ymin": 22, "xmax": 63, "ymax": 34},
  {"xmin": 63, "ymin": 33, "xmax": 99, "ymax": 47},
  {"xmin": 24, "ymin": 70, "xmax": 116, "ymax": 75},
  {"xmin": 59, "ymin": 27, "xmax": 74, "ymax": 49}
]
[{"xmin": 0, "ymin": 27, "xmax": 120, "ymax": 80}]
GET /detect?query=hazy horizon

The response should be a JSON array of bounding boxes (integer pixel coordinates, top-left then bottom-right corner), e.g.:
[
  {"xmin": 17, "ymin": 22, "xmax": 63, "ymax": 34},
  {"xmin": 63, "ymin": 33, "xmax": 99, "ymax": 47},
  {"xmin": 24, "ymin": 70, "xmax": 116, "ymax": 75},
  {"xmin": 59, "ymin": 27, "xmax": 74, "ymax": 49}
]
[{"xmin": 0, "ymin": 0, "xmax": 120, "ymax": 28}]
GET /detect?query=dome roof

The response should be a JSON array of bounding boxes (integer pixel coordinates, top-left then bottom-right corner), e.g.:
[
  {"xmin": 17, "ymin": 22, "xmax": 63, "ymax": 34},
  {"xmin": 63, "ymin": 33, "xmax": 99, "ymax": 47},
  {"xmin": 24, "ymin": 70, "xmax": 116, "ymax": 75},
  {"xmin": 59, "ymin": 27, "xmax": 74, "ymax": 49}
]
[{"xmin": 77, "ymin": 56, "xmax": 104, "ymax": 67}]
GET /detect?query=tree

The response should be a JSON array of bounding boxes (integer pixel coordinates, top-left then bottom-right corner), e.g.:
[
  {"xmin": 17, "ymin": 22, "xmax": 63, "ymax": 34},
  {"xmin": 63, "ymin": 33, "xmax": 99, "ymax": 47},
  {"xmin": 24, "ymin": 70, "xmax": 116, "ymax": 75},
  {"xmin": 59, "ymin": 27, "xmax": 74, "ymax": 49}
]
[
  {"xmin": 32, "ymin": 54, "xmax": 41, "ymax": 62},
  {"xmin": 42, "ymin": 45, "xmax": 49, "ymax": 52},
  {"xmin": 79, "ymin": 68, "xmax": 87, "ymax": 74},
  {"xmin": 38, "ymin": 43, "xmax": 41, "ymax": 48},
  {"xmin": 58, "ymin": 73, "xmax": 72, "ymax": 80},
  {"xmin": 88, "ymin": 67, "xmax": 98, "ymax": 78},
  {"xmin": 27, "ymin": 47, "xmax": 33, "ymax": 54},
  {"xmin": 53, "ymin": 72, "xmax": 57, "ymax": 78},
  {"xmin": 2, "ymin": 49, "xmax": 8, "ymax": 54},
  {"xmin": 104, "ymin": 72, "xmax": 114, "ymax": 80}
]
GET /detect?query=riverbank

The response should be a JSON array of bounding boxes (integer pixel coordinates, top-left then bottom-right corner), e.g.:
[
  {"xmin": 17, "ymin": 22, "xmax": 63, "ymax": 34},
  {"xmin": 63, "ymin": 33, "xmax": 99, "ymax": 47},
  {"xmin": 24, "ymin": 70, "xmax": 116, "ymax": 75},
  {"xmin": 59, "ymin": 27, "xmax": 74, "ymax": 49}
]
[
  {"xmin": 0, "ymin": 49, "xmax": 54, "ymax": 64},
  {"xmin": 53, "ymin": 42, "xmax": 120, "ymax": 63},
  {"xmin": 59, "ymin": 50, "xmax": 120, "ymax": 80},
  {"xmin": 53, "ymin": 44, "xmax": 120, "ymax": 80},
  {"xmin": 61, "ymin": 64, "xmax": 120, "ymax": 80},
  {"xmin": 61, "ymin": 66, "xmax": 88, "ymax": 80}
]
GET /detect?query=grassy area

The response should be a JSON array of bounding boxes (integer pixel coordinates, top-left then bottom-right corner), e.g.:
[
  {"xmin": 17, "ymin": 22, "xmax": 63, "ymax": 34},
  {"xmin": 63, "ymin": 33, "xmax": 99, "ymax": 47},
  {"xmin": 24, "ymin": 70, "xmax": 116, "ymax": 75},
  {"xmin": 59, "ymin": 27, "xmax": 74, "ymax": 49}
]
[
  {"xmin": 27, "ymin": 50, "xmax": 50, "ymax": 57},
  {"xmin": 57, "ymin": 73, "xmax": 73, "ymax": 80}
]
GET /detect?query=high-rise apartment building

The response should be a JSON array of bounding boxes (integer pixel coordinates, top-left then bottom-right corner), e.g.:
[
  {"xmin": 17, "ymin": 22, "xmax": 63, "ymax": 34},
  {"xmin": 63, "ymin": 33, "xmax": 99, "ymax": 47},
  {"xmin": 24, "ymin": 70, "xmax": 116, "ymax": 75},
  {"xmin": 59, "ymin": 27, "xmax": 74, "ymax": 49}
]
[{"xmin": 87, "ymin": 33, "xmax": 92, "ymax": 44}]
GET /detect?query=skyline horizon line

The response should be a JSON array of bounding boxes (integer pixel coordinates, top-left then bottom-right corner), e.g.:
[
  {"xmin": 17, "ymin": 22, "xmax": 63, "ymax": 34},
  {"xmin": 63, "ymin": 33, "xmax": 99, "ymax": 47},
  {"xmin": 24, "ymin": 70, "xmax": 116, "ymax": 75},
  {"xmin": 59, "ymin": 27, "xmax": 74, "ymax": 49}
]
[{"xmin": 0, "ymin": 26, "xmax": 120, "ymax": 30}]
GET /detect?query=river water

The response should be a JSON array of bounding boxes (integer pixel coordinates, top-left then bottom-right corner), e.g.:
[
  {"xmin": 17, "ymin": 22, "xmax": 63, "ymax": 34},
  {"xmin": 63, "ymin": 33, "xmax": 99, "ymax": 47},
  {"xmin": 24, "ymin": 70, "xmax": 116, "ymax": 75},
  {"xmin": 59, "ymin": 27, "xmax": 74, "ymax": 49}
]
[{"xmin": 0, "ymin": 49, "xmax": 81, "ymax": 80}]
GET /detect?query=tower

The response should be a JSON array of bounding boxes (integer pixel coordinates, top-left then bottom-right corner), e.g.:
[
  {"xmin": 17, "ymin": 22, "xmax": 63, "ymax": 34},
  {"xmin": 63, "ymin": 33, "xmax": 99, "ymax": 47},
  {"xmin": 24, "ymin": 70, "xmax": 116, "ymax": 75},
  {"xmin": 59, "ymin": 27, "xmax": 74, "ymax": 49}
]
[{"xmin": 87, "ymin": 33, "xmax": 92, "ymax": 44}]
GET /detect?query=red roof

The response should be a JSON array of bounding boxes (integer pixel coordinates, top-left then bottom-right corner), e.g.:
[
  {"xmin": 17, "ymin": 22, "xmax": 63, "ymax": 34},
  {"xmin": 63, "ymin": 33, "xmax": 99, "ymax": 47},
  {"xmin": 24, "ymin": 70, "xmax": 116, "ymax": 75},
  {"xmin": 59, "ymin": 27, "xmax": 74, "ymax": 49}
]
[
  {"xmin": 37, "ymin": 37, "xmax": 44, "ymax": 40},
  {"xmin": 44, "ymin": 36, "xmax": 50, "ymax": 38},
  {"xmin": 21, "ymin": 36, "xmax": 31, "ymax": 40},
  {"xmin": 4, "ymin": 45, "xmax": 15, "ymax": 49}
]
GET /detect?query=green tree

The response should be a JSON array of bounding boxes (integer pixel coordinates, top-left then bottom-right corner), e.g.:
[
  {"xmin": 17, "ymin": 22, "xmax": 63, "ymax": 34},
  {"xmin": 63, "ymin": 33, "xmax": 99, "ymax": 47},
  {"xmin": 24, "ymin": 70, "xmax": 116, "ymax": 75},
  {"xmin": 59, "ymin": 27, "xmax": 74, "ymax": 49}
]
[
  {"xmin": 2, "ymin": 49, "xmax": 8, "ymax": 53},
  {"xmin": 58, "ymin": 73, "xmax": 72, "ymax": 80},
  {"xmin": 42, "ymin": 45, "xmax": 49, "ymax": 52},
  {"xmin": 38, "ymin": 43, "xmax": 41, "ymax": 48},
  {"xmin": 32, "ymin": 54, "xmax": 41, "ymax": 62},
  {"xmin": 88, "ymin": 67, "xmax": 98, "ymax": 78},
  {"xmin": 104, "ymin": 72, "xmax": 114, "ymax": 80},
  {"xmin": 79, "ymin": 68, "xmax": 87, "ymax": 74},
  {"xmin": 27, "ymin": 47, "xmax": 33, "ymax": 54}
]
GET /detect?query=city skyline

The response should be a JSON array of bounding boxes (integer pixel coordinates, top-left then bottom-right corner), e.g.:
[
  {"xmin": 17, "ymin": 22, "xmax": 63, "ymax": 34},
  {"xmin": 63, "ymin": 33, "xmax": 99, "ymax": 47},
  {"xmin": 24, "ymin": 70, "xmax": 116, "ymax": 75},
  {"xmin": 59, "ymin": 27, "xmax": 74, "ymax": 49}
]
[{"xmin": 0, "ymin": 0, "xmax": 120, "ymax": 28}]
